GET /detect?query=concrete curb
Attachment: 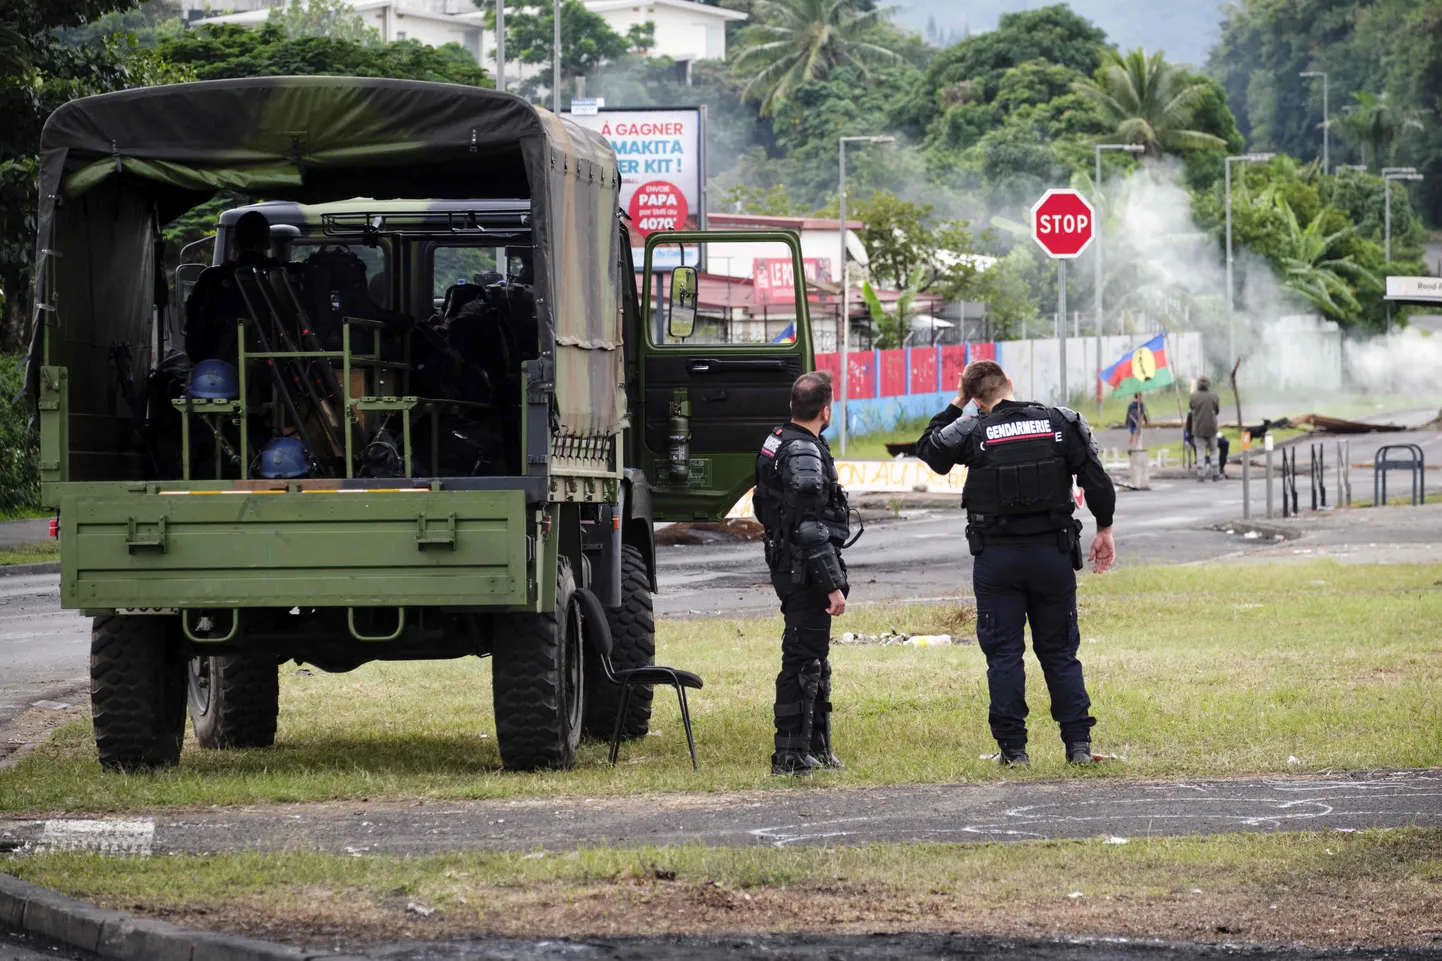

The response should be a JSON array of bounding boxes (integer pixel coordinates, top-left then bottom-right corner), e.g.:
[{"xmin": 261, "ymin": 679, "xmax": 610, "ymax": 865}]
[
  {"xmin": 0, "ymin": 562, "xmax": 60, "ymax": 576},
  {"xmin": 0, "ymin": 872, "xmax": 364, "ymax": 961}
]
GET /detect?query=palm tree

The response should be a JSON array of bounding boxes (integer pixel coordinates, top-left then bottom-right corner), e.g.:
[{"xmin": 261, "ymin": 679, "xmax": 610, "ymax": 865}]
[
  {"xmin": 1073, "ymin": 48, "xmax": 1226, "ymax": 158},
  {"xmin": 1270, "ymin": 196, "xmax": 1380, "ymax": 321},
  {"xmin": 1335, "ymin": 91, "xmax": 1424, "ymax": 169},
  {"xmin": 733, "ymin": 0, "xmax": 904, "ymax": 116}
]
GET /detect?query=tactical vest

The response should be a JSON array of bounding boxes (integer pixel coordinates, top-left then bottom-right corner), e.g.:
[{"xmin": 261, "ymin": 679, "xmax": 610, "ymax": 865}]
[
  {"xmin": 963, "ymin": 403, "xmax": 1074, "ymax": 535},
  {"xmin": 754, "ymin": 424, "xmax": 850, "ymax": 569}
]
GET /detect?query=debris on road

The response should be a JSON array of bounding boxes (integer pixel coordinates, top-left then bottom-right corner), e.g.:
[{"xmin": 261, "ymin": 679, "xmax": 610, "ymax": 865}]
[
  {"xmin": 654, "ymin": 519, "xmax": 765, "ymax": 547},
  {"xmin": 838, "ymin": 630, "xmax": 971, "ymax": 647}
]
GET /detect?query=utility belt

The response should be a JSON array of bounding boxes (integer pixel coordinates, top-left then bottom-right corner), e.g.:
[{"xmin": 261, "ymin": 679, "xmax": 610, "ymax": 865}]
[{"xmin": 966, "ymin": 514, "xmax": 1084, "ymax": 570}]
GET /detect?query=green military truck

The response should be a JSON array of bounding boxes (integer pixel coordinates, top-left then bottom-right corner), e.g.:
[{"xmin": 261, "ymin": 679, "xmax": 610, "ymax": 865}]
[{"xmin": 26, "ymin": 77, "xmax": 815, "ymax": 771}]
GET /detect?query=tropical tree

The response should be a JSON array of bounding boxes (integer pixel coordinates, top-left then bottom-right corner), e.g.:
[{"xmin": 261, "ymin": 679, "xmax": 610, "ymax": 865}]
[
  {"xmin": 268, "ymin": 0, "xmax": 378, "ymax": 43},
  {"xmin": 1073, "ymin": 48, "xmax": 1226, "ymax": 158},
  {"xmin": 1335, "ymin": 91, "xmax": 1424, "ymax": 170},
  {"xmin": 1271, "ymin": 196, "xmax": 1380, "ymax": 321},
  {"xmin": 489, "ymin": 0, "xmax": 630, "ymax": 100},
  {"xmin": 732, "ymin": 0, "xmax": 904, "ymax": 116}
]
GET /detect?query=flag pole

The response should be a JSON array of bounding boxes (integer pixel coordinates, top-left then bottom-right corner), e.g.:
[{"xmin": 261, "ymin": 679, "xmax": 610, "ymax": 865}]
[{"xmin": 1167, "ymin": 330, "xmax": 1184, "ymax": 422}]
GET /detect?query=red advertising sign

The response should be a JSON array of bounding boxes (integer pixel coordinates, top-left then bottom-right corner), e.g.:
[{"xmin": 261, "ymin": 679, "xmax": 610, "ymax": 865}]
[
  {"xmin": 1030, "ymin": 188, "xmax": 1096, "ymax": 259},
  {"xmin": 627, "ymin": 180, "xmax": 689, "ymax": 235},
  {"xmin": 752, "ymin": 257, "xmax": 832, "ymax": 305}
]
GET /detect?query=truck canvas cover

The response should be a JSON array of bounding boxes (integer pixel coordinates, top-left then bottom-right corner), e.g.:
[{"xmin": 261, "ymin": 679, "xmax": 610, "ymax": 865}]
[{"xmin": 27, "ymin": 76, "xmax": 625, "ymax": 442}]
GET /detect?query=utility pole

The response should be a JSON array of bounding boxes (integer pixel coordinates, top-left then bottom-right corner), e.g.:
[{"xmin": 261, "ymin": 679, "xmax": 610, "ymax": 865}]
[
  {"xmin": 552, "ymin": 0, "xmax": 561, "ymax": 113},
  {"xmin": 836, "ymin": 134, "xmax": 894, "ymax": 455},
  {"xmin": 495, "ymin": 0, "xmax": 505, "ymax": 92}
]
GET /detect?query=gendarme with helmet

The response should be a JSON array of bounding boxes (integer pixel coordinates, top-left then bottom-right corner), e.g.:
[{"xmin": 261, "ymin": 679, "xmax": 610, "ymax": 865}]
[{"xmin": 916, "ymin": 359, "xmax": 1117, "ymax": 768}]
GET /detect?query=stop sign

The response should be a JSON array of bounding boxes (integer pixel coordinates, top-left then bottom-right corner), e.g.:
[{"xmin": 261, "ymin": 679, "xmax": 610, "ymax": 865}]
[{"xmin": 1031, "ymin": 188, "xmax": 1096, "ymax": 259}]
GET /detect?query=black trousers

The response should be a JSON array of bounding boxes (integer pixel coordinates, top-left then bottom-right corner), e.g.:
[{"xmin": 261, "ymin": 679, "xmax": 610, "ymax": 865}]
[
  {"xmin": 771, "ymin": 574, "xmax": 832, "ymax": 718},
  {"xmin": 973, "ymin": 543, "xmax": 1095, "ymax": 747}
]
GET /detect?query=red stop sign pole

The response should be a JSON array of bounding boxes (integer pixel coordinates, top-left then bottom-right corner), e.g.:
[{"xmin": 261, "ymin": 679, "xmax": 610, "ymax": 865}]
[{"xmin": 1031, "ymin": 189, "xmax": 1096, "ymax": 405}]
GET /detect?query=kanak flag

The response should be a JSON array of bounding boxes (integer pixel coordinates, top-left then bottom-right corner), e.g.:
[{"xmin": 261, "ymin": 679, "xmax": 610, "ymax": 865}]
[{"xmin": 1101, "ymin": 333, "xmax": 1174, "ymax": 396}]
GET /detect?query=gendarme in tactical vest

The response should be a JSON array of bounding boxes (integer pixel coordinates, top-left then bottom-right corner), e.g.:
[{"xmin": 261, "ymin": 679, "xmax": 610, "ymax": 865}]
[
  {"xmin": 753, "ymin": 423, "xmax": 852, "ymax": 589},
  {"xmin": 963, "ymin": 403, "xmax": 1078, "ymax": 554}
]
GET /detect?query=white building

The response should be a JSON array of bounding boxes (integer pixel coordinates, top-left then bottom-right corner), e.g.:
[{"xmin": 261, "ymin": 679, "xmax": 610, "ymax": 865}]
[{"xmin": 185, "ymin": 0, "xmax": 744, "ymax": 80}]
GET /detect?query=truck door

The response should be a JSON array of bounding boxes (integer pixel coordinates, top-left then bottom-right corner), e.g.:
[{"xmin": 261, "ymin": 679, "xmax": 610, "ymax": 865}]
[{"xmin": 637, "ymin": 230, "xmax": 817, "ymax": 521}]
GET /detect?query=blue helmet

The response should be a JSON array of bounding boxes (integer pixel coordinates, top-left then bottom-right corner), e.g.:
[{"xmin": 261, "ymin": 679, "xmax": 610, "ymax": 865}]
[
  {"xmin": 257, "ymin": 437, "xmax": 310, "ymax": 479},
  {"xmin": 188, "ymin": 359, "xmax": 239, "ymax": 400}
]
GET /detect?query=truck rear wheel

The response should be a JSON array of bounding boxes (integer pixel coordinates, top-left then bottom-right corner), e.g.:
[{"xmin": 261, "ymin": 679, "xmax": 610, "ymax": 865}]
[
  {"xmin": 583, "ymin": 544, "xmax": 655, "ymax": 740},
  {"xmin": 187, "ymin": 655, "xmax": 280, "ymax": 749},
  {"xmin": 491, "ymin": 558, "xmax": 583, "ymax": 771},
  {"xmin": 91, "ymin": 616, "xmax": 187, "ymax": 771}
]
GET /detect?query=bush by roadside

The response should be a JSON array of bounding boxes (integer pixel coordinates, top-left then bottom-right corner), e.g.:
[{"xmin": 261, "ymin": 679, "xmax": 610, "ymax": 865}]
[{"xmin": 0, "ymin": 353, "xmax": 39, "ymax": 517}]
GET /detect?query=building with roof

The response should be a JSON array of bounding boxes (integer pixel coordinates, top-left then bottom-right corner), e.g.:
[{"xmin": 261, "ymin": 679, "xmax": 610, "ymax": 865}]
[{"xmin": 182, "ymin": 0, "xmax": 745, "ymax": 82}]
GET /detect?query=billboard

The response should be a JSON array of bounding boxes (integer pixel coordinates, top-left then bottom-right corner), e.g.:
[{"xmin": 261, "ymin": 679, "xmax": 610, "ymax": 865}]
[
  {"xmin": 753, "ymin": 257, "xmax": 832, "ymax": 305},
  {"xmin": 566, "ymin": 107, "xmax": 704, "ymax": 270}
]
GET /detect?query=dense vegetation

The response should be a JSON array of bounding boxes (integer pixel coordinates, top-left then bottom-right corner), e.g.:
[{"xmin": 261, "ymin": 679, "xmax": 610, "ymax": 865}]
[{"xmin": 0, "ymin": 0, "xmax": 1434, "ymax": 353}]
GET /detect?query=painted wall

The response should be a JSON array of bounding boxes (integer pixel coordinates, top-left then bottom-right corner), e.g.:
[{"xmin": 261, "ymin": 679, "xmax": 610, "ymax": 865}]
[{"xmin": 815, "ymin": 332, "xmax": 1206, "ymax": 437}]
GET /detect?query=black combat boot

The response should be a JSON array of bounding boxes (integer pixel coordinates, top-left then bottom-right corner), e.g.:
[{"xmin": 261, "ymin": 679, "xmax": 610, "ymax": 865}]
[
  {"xmin": 772, "ymin": 661, "xmax": 823, "ymax": 776},
  {"xmin": 1066, "ymin": 741, "xmax": 1095, "ymax": 765},
  {"xmin": 998, "ymin": 743, "xmax": 1030, "ymax": 767},
  {"xmin": 809, "ymin": 659, "xmax": 845, "ymax": 770}
]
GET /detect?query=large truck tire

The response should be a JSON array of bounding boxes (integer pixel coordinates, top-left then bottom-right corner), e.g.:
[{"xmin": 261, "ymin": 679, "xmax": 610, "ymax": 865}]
[
  {"xmin": 582, "ymin": 544, "xmax": 655, "ymax": 740},
  {"xmin": 91, "ymin": 616, "xmax": 187, "ymax": 771},
  {"xmin": 492, "ymin": 558, "xmax": 583, "ymax": 771},
  {"xmin": 187, "ymin": 655, "xmax": 280, "ymax": 749}
]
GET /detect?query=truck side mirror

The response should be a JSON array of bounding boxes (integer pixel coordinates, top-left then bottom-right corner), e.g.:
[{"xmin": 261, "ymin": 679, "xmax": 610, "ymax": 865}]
[{"xmin": 668, "ymin": 266, "xmax": 698, "ymax": 339}]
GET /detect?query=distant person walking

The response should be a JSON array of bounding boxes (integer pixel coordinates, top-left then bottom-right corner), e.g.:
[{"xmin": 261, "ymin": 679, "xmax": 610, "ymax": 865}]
[
  {"xmin": 1189, "ymin": 377, "xmax": 1221, "ymax": 481},
  {"xmin": 1125, "ymin": 394, "xmax": 1149, "ymax": 450}
]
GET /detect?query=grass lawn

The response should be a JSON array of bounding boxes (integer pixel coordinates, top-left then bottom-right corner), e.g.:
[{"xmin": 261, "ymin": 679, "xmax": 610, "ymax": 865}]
[
  {"xmin": 0, "ymin": 561, "xmax": 1439, "ymax": 813},
  {"xmin": 0, "ymin": 540, "xmax": 59, "ymax": 566},
  {"xmin": 5, "ymin": 830, "xmax": 1440, "ymax": 947}
]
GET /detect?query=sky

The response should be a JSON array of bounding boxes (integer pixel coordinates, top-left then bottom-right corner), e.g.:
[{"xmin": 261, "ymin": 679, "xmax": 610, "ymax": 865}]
[{"xmin": 895, "ymin": 0, "xmax": 1231, "ymax": 68}]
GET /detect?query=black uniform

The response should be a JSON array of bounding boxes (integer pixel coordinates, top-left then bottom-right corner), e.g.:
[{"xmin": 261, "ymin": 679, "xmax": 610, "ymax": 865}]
[
  {"xmin": 916, "ymin": 399, "xmax": 1115, "ymax": 753},
  {"xmin": 754, "ymin": 422, "xmax": 851, "ymax": 771}
]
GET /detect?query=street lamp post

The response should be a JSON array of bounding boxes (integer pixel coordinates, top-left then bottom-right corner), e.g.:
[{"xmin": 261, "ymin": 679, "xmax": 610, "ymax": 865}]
[
  {"xmin": 495, "ymin": 0, "xmax": 505, "ymax": 92},
  {"xmin": 1225, "ymin": 153, "xmax": 1275, "ymax": 362},
  {"xmin": 1299, "ymin": 71, "xmax": 1328, "ymax": 173},
  {"xmin": 1383, "ymin": 167, "xmax": 1424, "ymax": 333},
  {"xmin": 1093, "ymin": 143, "xmax": 1145, "ymax": 416},
  {"xmin": 552, "ymin": 0, "xmax": 561, "ymax": 113},
  {"xmin": 837, "ymin": 134, "xmax": 895, "ymax": 455}
]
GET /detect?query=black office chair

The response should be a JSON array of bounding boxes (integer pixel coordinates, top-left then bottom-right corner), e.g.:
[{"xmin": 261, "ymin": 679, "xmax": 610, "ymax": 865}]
[{"xmin": 573, "ymin": 588, "xmax": 703, "ymax": 770}]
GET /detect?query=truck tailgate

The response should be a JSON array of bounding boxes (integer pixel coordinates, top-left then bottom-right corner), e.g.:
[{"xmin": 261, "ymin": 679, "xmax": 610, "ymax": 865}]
[{"xmin": 59, "ymin": 490, "xmax": 529, "ymax": 609}]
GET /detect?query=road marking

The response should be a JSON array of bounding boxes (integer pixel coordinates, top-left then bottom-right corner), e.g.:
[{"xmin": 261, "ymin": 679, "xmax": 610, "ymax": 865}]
[{"xmin": 37, "ymin": 818, "xmax": 155, "ymax": 856}]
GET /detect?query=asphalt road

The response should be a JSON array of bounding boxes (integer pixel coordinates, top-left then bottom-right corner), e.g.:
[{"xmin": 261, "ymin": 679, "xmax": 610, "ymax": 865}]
[
  {"xmin": 656, "ymin": 426, "xmax": 1442, "ymax": 618},
  {"xmin": 5, "ymin": 930, "xmax": 1439, "ymax": 961},
  {"xmin": 0, "ymin": 576, "xmax": 88, "ymax": 733},
  {"xmin": 0, "ymin": 425, "xmax": 1436, "ymax": 731},
  {"xmin": 354, "ymin": 934, "xmax": 1442, "ymax": 961},
  {"xmin": 3, "ymin": 770, "xmax": 1437, "ymax": 857},
  {"xmin": 0, "ymin": 932, "xmax": 95, "ymax": 961}
]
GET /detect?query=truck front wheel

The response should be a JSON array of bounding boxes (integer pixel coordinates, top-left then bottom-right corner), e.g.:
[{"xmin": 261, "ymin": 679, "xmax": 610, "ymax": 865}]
[
  {"xmin": 491, "ymin": 558, "xmax": 584, "ymax": 771},
  {"xmin": 91, "ymin": 616, "xmax": 187, "ymax": 771},
  {"xmin": 187, "ymin": 655, "xmax": 280, "ymax": 749}
]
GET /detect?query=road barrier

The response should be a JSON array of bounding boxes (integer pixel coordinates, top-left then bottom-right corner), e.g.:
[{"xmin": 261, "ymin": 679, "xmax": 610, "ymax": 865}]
[
  {"xmin": 1373, "ymin": 444, "xmax": 1426, "ymax": 507},
  {"xmin": 1281, "ymin": 447, "xmax": 1300, "ymax": 518},
  {"xmin": 1309, "ymin": 443, "xmax": 1328, "ymax": 511},
  {"xmin": 1335, "ymin": 440, "xmax": 1352, "ymax": 507}
]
